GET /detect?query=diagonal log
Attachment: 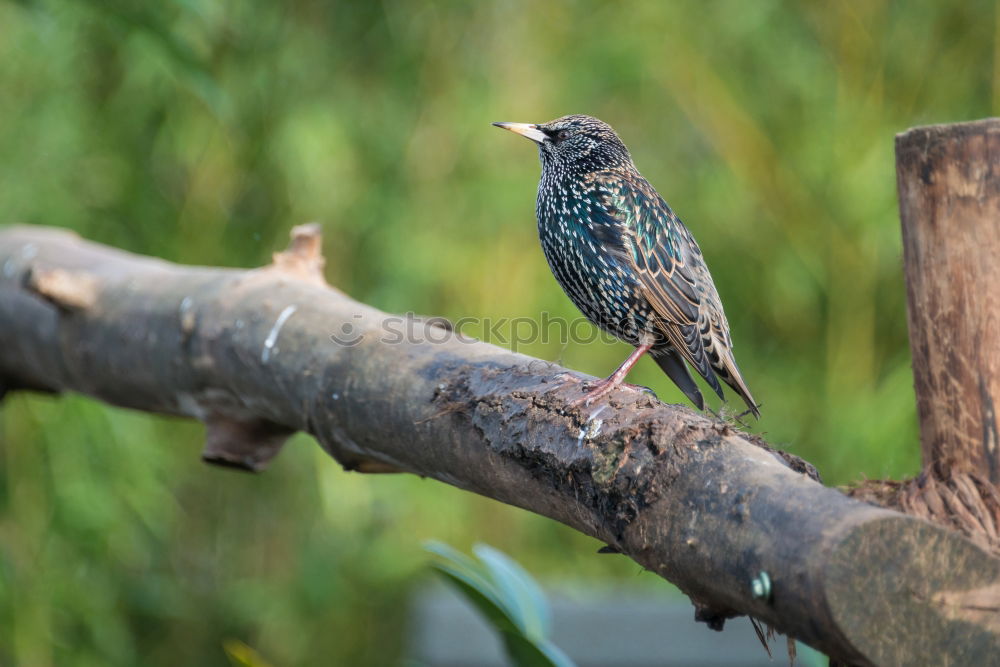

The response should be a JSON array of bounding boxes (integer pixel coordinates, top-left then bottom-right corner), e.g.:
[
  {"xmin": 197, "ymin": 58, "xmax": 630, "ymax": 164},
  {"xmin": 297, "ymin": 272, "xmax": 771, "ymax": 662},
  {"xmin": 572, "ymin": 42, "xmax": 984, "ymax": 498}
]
[{"xmin": 1, "ymin": 223, "xmax": 998, "ymax": 665}]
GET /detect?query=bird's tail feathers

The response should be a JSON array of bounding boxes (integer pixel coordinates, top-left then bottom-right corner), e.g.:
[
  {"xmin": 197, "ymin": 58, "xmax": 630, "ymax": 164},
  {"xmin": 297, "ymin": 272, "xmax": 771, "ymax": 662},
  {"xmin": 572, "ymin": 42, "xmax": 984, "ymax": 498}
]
[
  {"xmin": 652, "ymin": 349, "xmax": 705, "ymax": 410},
  {"xmin": 715, "ymin": 351, "xmax": 760, "ymax": 419}
]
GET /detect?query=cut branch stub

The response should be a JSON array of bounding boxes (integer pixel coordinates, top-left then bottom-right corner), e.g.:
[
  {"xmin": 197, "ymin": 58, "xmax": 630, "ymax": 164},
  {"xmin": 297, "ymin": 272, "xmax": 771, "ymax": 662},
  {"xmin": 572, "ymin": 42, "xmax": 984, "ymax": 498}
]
[
  {"xmin": 202, "ymin": 415, "xmax": 294, "ymax": 472},
  {"xmin": 26, "ymin": 266, "xmax": 99, "ymax": 309},
  {"xmin": 825, "ymin": 515, "xmax": 1000, "ymax": 665},
  {"xmin": 269, "ymin": 222, "xmax": 330, "ymax": 287}
]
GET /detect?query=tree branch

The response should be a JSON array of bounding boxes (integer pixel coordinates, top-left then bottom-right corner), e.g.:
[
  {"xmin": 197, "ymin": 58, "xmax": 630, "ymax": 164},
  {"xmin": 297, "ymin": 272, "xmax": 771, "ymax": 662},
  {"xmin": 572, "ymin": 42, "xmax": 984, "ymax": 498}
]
[{"xmin": 1, "ymin": 223, "xmax": 997, "ymax": 665}]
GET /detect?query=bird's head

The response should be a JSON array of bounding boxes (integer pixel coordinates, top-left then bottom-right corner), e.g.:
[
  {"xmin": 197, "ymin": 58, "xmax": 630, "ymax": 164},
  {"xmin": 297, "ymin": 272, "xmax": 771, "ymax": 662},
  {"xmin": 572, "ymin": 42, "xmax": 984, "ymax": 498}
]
[{"xmin": 493, "ymin": 115, "xmax": 633, "ymax": 173}]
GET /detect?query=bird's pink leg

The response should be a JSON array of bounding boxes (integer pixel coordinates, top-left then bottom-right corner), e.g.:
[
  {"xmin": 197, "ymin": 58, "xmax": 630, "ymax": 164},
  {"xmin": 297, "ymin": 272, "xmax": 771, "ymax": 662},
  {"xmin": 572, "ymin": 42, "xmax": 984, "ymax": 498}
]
[{"xmin": 570, "ymin": 341, "xmax": 653, "ymax": 406}]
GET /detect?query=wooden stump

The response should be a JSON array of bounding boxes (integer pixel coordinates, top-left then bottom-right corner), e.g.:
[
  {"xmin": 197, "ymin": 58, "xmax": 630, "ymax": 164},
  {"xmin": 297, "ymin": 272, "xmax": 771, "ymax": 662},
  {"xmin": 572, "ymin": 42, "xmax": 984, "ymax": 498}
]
[{"xmin": 896, "ymin": 119, "xmax": 1000, "ymax": 483}]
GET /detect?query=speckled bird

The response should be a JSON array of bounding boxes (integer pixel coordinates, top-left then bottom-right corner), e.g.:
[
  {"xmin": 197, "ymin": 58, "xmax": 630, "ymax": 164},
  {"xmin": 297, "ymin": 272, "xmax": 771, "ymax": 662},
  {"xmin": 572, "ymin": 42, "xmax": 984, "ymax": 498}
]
[{"xmin": 493, "ymin": 115, "xmax": 759, "ymax": 417}]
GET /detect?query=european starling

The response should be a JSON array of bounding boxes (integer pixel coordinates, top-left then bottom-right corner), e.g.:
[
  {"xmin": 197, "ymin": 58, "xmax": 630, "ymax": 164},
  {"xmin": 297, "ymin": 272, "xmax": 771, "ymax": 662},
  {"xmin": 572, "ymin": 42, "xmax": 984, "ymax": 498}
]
[{"xmin": 493, "ymin": 115, "xmax": 759, "ymax": 417}]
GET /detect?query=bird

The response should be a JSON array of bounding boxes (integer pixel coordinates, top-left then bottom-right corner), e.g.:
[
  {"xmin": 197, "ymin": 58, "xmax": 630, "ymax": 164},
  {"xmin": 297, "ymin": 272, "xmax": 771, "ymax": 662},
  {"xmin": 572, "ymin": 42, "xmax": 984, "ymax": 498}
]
[{"xmin": 493, "ymin": 115, "xmax": 759, "ymax": 417}]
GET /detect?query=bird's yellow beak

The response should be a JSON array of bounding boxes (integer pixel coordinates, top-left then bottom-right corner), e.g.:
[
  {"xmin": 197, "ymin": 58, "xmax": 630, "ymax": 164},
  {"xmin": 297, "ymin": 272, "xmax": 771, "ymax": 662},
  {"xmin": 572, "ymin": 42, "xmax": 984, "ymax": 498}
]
[{"xmin": 492, "ymin": 122, "xmax": 547, "ymax": 144}]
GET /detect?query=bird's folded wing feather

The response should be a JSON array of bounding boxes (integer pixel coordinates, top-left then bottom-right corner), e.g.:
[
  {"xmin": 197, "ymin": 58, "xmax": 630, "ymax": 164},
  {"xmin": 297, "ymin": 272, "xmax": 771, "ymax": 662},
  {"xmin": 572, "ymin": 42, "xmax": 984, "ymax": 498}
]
[{"xmin": 588, "ymin": 171, "xmax": 731, "ymax": 398}]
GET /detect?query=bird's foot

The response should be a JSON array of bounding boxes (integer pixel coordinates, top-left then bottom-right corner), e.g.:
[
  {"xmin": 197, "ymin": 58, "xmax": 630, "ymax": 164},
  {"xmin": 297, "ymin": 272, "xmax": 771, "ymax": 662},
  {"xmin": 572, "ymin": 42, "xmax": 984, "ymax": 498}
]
[
  {"xmin": 569, "ymin": 378, "xmax": 652, "ymax": 407},
  {"xmin": 569, "ymin": 379, "xmax": 615, "ymax": 407},
  {"xmin": 631, "ymin": 383, "xmax": 657, "ymax": 398}
]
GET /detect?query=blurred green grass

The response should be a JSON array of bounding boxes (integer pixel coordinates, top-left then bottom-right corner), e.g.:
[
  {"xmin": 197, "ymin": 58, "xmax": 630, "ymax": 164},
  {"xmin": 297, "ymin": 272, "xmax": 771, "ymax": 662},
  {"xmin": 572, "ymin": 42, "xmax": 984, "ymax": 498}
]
[{"xmin": 1, "ymin": 0, "xmax": 998, "ymax": 663}]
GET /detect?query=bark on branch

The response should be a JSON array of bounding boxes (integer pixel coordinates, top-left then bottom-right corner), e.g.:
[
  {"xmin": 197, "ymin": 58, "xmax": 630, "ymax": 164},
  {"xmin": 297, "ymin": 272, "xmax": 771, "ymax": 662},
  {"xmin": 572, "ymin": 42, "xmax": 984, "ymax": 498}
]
[{"xmin": 0, "ymin": 223, "xmax": 997, "ymax": 665}]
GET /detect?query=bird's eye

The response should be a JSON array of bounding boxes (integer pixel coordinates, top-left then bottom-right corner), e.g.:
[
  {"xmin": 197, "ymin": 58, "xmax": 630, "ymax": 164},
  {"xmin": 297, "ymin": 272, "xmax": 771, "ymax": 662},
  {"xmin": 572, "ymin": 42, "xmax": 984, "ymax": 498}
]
[{"xmin": 556, "ymin": 129, "xmax": 572, "ymax": 142}]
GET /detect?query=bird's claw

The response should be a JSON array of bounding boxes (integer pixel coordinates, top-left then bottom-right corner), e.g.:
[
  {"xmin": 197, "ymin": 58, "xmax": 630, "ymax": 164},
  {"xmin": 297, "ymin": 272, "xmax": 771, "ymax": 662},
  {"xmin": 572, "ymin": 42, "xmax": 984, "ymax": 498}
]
[
  {"xmin": 569, "ymin": 379, "xmax": 614, "ymax": 407},
  {"xmin": 552, "ymin": 372, "xmax": 656, "ymax": 408},
  {"xmin": 569, "ymin": 379, "xmax": 651, "ymax": 407}
]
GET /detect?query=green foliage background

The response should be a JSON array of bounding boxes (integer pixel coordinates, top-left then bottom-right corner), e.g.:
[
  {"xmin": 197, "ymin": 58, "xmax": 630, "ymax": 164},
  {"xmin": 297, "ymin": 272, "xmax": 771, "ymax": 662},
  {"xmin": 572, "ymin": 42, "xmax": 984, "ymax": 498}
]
[{"xmin": 1, "ymin": 1, "xmax": 998, "ymax": 663}]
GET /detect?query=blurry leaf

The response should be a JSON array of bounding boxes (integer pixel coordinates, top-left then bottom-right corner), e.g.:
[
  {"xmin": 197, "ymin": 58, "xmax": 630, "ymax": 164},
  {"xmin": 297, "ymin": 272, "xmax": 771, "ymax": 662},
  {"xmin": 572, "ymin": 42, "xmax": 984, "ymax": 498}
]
[
  {"xmin": 501, "ymin": 632, "xmax": 575, "ymax": 667},
  {"xmin": 425, "ymin": 541, "xmax": 516, "ymax": 634},
  {"xmin": 426, "ymin": 542, "xmax": 577, "ymax": 667},
  {"xmin": 432, "ymin": 567, "xmax": 520, "ymax": 637},
  {"xmin": 424, "ymin": 540, "xmax": 498, "ymax": 600},
  {"xmin": 501, "ymin": 629, "xmax": 578, "ymax": 667},
  {"xmin": 535, "ymin": 640, "xmax": 577, "ymax": 667},
  {"xmin": 475, "ymin": 543, "xmax": 551, "ymax": 640},
  {"xmin": 222, "ymin": 639, "xmax": 275, "ymax": 667}
]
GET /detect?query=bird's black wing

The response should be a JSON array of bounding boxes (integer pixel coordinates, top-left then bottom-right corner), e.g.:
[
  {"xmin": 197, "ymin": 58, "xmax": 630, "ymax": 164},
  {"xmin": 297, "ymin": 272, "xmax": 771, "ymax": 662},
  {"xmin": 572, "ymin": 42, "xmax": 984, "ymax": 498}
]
[{"xmin": 588, "ymin": 171, "xmax": 759, "ymax": 416}]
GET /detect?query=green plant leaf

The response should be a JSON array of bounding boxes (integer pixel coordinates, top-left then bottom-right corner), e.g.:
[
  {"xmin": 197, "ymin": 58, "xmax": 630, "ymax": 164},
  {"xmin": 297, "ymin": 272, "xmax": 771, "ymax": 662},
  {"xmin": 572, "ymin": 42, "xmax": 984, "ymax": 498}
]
[
  {"xmin": 425, "ymin": 541, "xmax": 518, "ymax": 635},
  {"xmin": 535, "ymin": 640, "xmax": 577, "ymax": 667},
  {"xmin": 431, "ymin": 567, "xmax": 520, "ymax": 637},
  {"xmin": 426, "ymin": 542, "xmax": 577, "ymax": 667},
  {"xmin": 500, "ymin": 631, "xmax": 577, "ymax": 667},
  {"xmin": 474, "ymin": 543, "xmax": 551, "ymax": 640},
  {"xmin": 424, "ymin": 541, "xmax": 498, "ymax": 602}
]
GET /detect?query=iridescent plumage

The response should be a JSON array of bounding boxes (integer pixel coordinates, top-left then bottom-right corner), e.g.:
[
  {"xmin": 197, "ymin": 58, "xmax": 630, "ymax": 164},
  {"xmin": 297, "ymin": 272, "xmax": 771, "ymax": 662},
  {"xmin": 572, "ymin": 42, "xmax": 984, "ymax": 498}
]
[{"xmin": 494, "ymin": 114, "xmax": 759, "ymax": 417}]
